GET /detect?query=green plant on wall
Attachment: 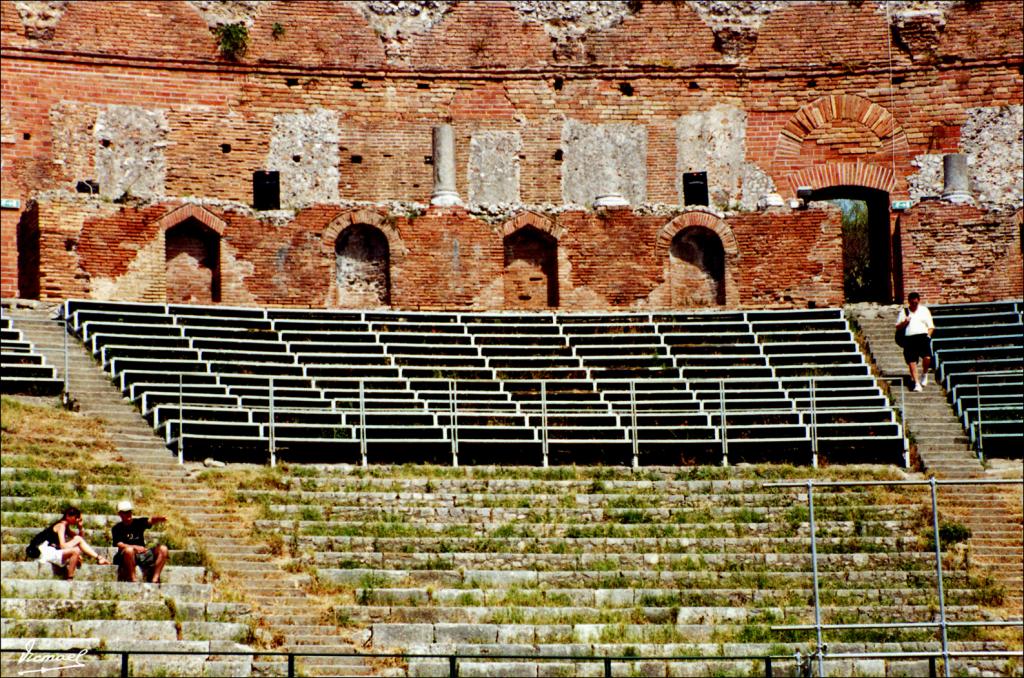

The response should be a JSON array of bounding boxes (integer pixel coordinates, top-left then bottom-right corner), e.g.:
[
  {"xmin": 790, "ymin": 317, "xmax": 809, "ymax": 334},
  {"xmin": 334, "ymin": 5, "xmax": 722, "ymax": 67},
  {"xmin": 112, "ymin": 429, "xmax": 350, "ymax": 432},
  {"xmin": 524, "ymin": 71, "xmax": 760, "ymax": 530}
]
[
  {"xmin": 271, "ymin": 22, "xmax": 285, "ymax": 39},
  {"xmin": 215, "ymin": 23, "xmax": 249, "ymax": 60}
]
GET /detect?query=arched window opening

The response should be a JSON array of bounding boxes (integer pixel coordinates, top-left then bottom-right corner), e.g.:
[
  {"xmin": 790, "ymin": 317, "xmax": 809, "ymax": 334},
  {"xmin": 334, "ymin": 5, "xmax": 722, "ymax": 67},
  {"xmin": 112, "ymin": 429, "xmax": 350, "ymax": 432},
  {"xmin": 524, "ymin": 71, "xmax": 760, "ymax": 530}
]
[
  {"xmin": 669, "ymin": 226, "xmax": 725, "ymax": 307},
  {"xmin": 504, "ymin": 226, "xmax": 558, "ymax": 309},
  {"xmin": 335, "ymin": 224, "xmax": 391, "ymax": 307},
  {"xmin": 165, "ymin": 218, "xmax": 220, "ymax": 304}
]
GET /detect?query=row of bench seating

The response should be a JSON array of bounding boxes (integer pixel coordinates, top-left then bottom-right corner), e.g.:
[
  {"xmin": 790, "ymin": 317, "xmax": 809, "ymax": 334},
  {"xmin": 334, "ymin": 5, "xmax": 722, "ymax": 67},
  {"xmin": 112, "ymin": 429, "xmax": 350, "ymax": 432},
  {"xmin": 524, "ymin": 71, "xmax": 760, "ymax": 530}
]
[
  {"xmin": 930, "ymin": 301, "xmax": 1023, "ymax": 458},
  {"xmin": 63, "ymin": 300, "xmax": 907, "ymax": 466},
  {"xmin": 0, "ymin": 313, "xmax": 62, "ymax": 396}
]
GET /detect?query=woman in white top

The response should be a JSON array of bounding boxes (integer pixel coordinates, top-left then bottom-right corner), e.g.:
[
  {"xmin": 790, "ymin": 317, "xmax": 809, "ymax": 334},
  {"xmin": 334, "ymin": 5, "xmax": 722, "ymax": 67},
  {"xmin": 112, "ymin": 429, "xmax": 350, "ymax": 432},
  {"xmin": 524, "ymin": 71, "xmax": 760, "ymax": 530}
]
[{"xmin": 895, "ymin": 292, "xmax": 935, "ymax": 392}]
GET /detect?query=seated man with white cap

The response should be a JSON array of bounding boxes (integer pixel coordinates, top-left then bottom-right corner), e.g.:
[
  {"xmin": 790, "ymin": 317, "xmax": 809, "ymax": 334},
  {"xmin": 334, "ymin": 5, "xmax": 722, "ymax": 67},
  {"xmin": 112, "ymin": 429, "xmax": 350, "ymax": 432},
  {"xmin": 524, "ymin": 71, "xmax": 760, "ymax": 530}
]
[{"xmin": 111, "ymin": 500, "xmax": 169, "ymax": 583}]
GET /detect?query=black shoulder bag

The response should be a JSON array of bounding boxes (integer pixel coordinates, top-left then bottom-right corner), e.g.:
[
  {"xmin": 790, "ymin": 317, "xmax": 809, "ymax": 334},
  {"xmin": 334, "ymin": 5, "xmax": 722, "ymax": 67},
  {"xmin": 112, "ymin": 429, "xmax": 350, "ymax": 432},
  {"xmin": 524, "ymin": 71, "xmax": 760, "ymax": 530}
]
[{"xmin": 894, "ymin": 307, "xmax": 910, "ymax": 348}]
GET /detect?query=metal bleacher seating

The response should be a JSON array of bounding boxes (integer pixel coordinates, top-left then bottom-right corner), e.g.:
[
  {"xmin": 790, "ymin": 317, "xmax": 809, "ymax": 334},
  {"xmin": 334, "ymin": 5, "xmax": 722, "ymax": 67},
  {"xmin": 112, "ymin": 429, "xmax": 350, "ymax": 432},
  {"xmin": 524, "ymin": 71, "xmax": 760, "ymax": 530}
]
[
  {"xmin": 0, "ymin": 312, "xmax": 63, "ymax": 396},
  {"xmin": 930, "ymin": 301, "xmax": 1024, "ymax": 457},
  {"xmin": 63, "ymin": 300, "xmax": 907, "ymax": 467}
]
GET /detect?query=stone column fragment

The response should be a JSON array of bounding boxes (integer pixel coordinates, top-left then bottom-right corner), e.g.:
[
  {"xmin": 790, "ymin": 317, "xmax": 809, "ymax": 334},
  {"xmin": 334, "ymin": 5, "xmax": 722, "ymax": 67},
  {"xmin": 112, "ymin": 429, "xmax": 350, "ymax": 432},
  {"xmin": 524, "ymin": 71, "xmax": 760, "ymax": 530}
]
[{"xmin": 431, "ymin": 124, "xmax": 462, "ymax": 207}]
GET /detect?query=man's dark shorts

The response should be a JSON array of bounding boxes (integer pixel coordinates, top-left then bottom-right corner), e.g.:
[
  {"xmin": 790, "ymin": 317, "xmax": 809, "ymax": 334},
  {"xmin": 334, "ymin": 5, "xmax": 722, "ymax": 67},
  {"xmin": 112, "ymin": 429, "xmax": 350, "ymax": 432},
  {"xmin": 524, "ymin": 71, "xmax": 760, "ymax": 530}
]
[
  {"xmin": 903, "ymin": 334, "xmax": 932, "ymax": 363},
  {"xmin": 114, "ymin": 547, "xmax": 158, "ymax": 569}
]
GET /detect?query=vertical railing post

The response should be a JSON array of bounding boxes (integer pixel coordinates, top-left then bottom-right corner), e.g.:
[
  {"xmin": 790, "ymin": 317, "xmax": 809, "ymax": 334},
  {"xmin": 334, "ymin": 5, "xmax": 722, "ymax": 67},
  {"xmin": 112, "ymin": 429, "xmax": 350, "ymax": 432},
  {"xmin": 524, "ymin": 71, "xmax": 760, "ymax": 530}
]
[
  {"xmin": 62, "ymin": 324, "xmax": 70, "ymax": 407},
  {"xmin": 720, "ymin": 379, "xmax": 729, "ymax": 467},
  {"xmin": 604, "ymin": 657, "xmax": 612, "ymax": 677},
  {"xmin": 268, "ymin": 376, "xmax": 276, "ymax": 468},
  {"xmin": 450, "ymin": 379, "xmax": 459, "ymax": 468},
  {"xmin": 177, "ymin": 373, "xmax": 184, "ymax": 465},
  {"xmin": 287, "ymin": 653, "xmax": 295, "ymax": 678},
  {"xmin": 448, "ymin": 654, "xmax": 458, "ymax": 678},
  {"xmin": 810, "ymin": 378, "xmax": 818, "ymax": 468},
  {"xmin": 928, "ymin": 656, "xmax": 937, "ymax": 678},
  {"xmin": 541, "ymin": 381, "xmax": 549, "ymax": 468},
  {"xmin": 358, "ymin": 380, "xmax": 368, "ymax": 467},
  {"xmin": 120, "ymin": 651, "xmax": 129, "ymax": 677},
  {"xmin": 630, "ymin": 380, "xmax": 639, "ymax": 470},
  {"xmin": 765, "ymin": 656, "xmax": 773, "ymax": 678},
  {"xmin": 930, "ymin": 477, "xmax": 951, "ymax": 677},
  {"xmin": 975, "ymin": 374, "xmax": 984, "ymax": 463},
  {"xmin": 807, "ymin": 480, "xmax": 825, "ymax": 677},
  {"xmin": 900, "ymin": 379, "xmax": 906, "ymax": 430}
]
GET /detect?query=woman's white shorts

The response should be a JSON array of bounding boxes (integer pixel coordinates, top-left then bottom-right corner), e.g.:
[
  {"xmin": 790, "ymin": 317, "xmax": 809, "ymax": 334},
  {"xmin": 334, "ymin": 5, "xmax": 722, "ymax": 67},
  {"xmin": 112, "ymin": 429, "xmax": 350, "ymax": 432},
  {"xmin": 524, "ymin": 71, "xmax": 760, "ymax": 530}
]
[{"xmin": 38, "ymin": 543, "xmax": 66, "ymax": 566}]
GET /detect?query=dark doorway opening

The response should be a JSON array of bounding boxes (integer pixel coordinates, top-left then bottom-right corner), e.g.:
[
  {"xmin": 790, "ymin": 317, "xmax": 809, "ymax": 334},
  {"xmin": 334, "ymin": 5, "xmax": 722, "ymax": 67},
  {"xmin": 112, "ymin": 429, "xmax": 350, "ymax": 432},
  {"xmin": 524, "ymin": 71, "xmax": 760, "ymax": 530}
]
[
  {"xmin": 17, "ymin": 207, "xmax": 40, "ymax": 300},
  {"xmin": 811, "ymin": 186, "xmax": 892, "ymax": 303}
]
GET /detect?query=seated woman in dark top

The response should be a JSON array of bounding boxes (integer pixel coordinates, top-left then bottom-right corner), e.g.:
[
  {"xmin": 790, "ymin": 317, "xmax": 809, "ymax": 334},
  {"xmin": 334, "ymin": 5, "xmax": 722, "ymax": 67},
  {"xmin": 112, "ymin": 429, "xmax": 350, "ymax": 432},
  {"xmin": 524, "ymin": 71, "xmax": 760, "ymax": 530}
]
[{"xmin": 26, "ymin": 506, "xmax": 110, "ymax": 580}]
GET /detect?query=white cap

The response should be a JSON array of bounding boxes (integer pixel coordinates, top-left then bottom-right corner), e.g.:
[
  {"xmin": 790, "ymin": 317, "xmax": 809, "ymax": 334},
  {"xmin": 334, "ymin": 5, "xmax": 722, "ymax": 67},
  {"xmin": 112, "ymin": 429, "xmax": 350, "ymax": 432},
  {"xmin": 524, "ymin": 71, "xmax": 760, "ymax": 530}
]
[{"xmin": 117, "ymin": 500, "xmax": 133, "ymax": 513}]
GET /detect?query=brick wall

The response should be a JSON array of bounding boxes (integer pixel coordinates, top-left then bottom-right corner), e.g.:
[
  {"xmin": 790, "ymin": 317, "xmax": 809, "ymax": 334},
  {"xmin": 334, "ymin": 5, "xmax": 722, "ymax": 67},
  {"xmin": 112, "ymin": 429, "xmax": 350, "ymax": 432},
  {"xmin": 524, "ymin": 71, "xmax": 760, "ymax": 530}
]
[
  {"xmin": 2, "ymin": 1, "xmax": 1021, "ymax": 304},
  {"xmin": 898, "ymin": 203, "xmax": 1023, "ymax": 303}
]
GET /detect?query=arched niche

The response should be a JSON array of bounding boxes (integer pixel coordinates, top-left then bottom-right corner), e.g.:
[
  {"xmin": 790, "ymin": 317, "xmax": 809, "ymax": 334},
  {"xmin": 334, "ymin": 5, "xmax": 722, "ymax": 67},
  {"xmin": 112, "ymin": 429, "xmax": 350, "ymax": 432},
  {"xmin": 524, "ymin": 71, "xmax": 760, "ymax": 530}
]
[
  {"xmin": 504, "ymin": 225, "xmax": 558, "ymax": 309},
  {"xmin": 656, "ymin": 211, "xmax": 738, "ymax": 308},
  {"xmin": 669, "ymin": 226, "xmax": 726, "ymax": 307},
  {"xmin": 165, "ymin": 217, "xmax": 221, "ymax": 304},
  {"xmin": 335, "ymin": 224, "xmax": 391, "ymax": 307}
]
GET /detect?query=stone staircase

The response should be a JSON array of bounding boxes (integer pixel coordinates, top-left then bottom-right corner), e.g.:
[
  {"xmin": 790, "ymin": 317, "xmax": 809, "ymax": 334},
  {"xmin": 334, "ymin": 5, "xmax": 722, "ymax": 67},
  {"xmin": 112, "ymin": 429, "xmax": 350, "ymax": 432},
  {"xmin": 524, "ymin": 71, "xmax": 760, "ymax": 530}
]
[
  {"xmin": 848, "ymin": 303, "xmax": 1023, "ymax": 617},
  {"xmin": 4, "ymin": 302, "xmax": 374, "ymax": 677}
]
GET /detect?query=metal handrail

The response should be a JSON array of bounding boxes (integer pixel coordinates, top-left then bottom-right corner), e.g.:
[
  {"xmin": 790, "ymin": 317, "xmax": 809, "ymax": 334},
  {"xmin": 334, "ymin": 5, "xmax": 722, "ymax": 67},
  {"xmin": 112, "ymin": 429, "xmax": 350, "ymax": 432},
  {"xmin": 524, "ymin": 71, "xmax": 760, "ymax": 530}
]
[
  {"xmin": 766, "ymin": 477, "xmax": 1024, "ymax": 678},
  {"xmin": 5, "ymin": 647, "xmax": 1021, "ymax": 678}
]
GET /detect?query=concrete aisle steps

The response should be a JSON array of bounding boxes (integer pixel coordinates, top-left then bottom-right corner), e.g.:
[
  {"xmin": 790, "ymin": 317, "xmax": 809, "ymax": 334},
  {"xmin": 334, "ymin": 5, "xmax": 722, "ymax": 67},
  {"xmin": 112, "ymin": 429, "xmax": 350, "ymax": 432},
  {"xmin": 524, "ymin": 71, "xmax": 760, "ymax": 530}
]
[
  {"xmin": 7, "ymin": 304, "xmax": 376, "ymax": 677},
  {"xmin": 849, "ymin": 303, "xmax": 1023, "ymax": 618}
]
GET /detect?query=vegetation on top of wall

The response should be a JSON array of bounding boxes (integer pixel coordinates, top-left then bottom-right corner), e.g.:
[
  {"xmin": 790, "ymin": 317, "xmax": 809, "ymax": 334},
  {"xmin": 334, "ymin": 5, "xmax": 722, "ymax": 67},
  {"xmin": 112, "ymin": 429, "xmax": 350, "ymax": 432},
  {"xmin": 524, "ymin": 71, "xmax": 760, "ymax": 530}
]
[{"xmin": 214, "ymin": 23, "xmax": 249, "ymax": 60}]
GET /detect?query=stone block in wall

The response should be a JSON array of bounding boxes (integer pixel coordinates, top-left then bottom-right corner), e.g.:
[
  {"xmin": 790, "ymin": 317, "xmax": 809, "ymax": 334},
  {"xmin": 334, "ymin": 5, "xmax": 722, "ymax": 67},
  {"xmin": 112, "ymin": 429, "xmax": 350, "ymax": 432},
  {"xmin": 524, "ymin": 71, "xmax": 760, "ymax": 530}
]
[
  {"xmin": 561, "ymin": 120, "xmax": 646, "ymax": 207},
  {"xmin": 907, "ymin": 153, "xmax": 943, "ymax": 201},
  {"xmin": 267, "ymin": 108, "xmax": 340, "ymax": 209},
  {"xmin": 961, "ymin": 105, "xmax": 1023, "ymax": 210},
  {"xmin": 49, "ymin": 101, "xmax": 97, "ymax": 188},
  {"xmin": 468, "ymin": 131, "xmax": 521, "ymax": 206},
  {"xmin": 676, "ymin": 104, "xmax": 774, "ymax": 212},
  {"xmin": 94, "ymin": 105, "xmax": 170, "ymax": 201}
]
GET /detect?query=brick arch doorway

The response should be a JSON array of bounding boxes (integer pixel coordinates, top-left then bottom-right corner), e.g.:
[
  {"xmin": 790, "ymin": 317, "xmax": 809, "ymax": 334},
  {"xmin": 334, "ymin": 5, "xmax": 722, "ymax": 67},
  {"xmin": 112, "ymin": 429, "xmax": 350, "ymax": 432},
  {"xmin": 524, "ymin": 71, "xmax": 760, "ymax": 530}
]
[
  {"xmin": 669, "ymin": 226, "xmax": 726, "ymax": 307},
  {"xmin": 165, "ymin": 217, "xmax": 220, "ymax": 304},
  {"xmin": 335, "ymin": 224, "xmax": 391, "ymax": 307},
  {"xmin": 504, "ymin": 226, "xmax": 558, "ymax": 309},
  {"xmin": 809, "ymin": 186, "xmax": 893, "ymax": 303}
]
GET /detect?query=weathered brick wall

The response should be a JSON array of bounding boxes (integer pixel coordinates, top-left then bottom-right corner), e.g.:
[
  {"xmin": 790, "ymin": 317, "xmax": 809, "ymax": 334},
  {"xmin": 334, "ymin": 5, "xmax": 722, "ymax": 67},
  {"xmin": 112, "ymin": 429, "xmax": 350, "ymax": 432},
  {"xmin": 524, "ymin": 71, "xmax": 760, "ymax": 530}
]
[
  {"xmin": 2, "ymin": 1, "xmax": 1022, "ymax": 305},
  {"xmin": 34, "ymin": 198, "xmax": 849, "ymax": 310},
  {"xmin": 898, "ymin": 203, "xmax": 1024, "ymax": 303}
]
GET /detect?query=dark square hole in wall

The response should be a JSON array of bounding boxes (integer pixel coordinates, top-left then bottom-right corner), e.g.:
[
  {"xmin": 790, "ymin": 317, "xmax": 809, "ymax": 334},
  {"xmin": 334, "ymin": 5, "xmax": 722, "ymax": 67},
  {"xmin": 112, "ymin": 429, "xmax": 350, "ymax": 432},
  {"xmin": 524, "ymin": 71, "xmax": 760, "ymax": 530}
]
[
  {"xmin": 688, "ymin": 82, "xmax": 700, "ymax": 90},
  {"xmin": 553, "ymin": 149, "xmax": 563, "ymax": 161},
  {"xmin": 351, "ymin": 80, "xmax": 364, "ymax": 89},
  {"xmin": 285, "ymin": 77, "xmax": 299, "ymax": 87},
  {"xmin": 553, "ymin": 76, "xmax": 564, "ymax": 91},
  {"xmin": 424, "ymin": 156, "xmax": 433, "ymax": 165},
  {"xmin": 417, "ymin": 82, "xmax": 430, "ymax": 90},
  {"xmin": 75, "ymin": 180, "xmax": 99, "ymax": 194},
  {"xmin": 807, "ymin": 79, "xmax": 817, "ymax": 88},
  {"xmin": 292, "ymin": 155, "xmax": 301, "ymax": 163},
  {"xmin": 221, "ymin": 143, "xmax": 232, "ymax": 154},
  {"xmin": 683, "ymin": 171, "xmax": 709, "ymax": 207},
  {"xmin": 619, "ymin": 82, "xmax": 634, "ymax": 96},
  {"xmin": 893, "ymin": 75, "xmax": 906, "ymax": 85},
  {"xmin": 350, "ymin": 155, "xmax": 362, "ymax": 164},
  {"xmin": 22, "ymin": 132, "xmax": 31, "ymax": 140},
  {"xmin": 253, "ymin": 171, "xmax": 280, "ymax": 210},
  {"xmin": 100, "ymin": 139, "xmax": 111, "ymax": 148}
]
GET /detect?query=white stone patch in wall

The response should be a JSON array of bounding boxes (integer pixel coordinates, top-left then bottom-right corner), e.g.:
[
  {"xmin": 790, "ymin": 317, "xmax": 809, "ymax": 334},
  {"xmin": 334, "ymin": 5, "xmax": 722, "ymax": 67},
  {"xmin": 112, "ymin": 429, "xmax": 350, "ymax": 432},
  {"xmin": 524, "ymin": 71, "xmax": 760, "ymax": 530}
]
[
  {"xmin": 267, "ymin": 108, "xmax": 340, "ymax": 209},
  {"xmin": 677, "ymin": 104, "xmax": 773, "ymax": 211},
  {"xmin": 187, "ymin": 0, "xmax": 261, "ymax": 28},
  {"xmin": 14, "ymin": 1, "xmax": 68, "ymax": 39},
  {"xmin": 907, "ymin": 154, "xmax": 944, "ymax": 202},
  {"xmin": 355, "ymin": 1, "xmax": 452, "ymax": 61},
  {"xmin": 94, "ymin": 105, "xmax": 170, "ymax": 201},
  {"xmin": 468, "ymin": 131, "xmax": 521, "ymax": 206},
  {"xmin": 687, "ymin": 0, "xmax": 785, "ymax": 60},
  {"xmin": 561, "ymin": 120, "xmax": 647, "ymax": 208},
  {"xmin": 961, "ymin": 105, "xmax": 1024, "ymax": 211},
  {"xmin": 512, "ymin": 1, "xmax": 633, "ymax": 44}
]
